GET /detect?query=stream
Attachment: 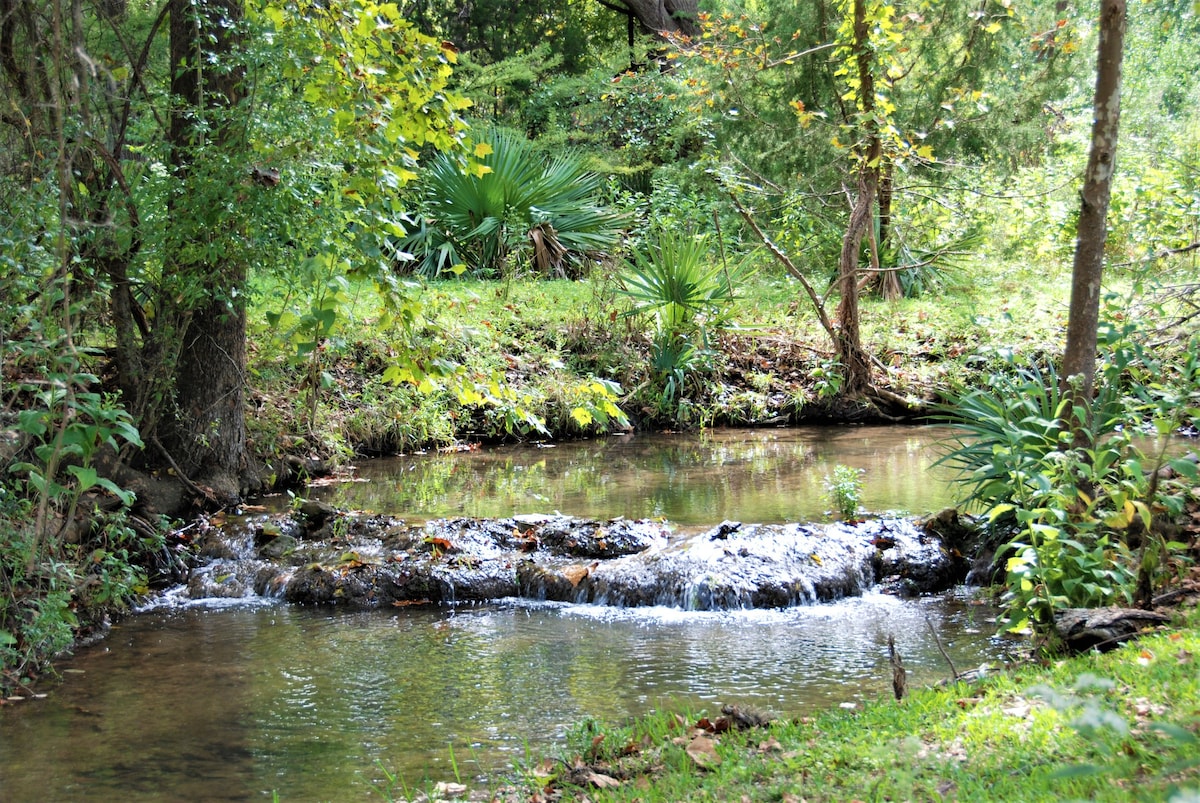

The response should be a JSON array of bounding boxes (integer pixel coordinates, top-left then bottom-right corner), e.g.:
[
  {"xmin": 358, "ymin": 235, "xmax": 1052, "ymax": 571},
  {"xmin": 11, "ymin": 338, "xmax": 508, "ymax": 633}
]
[{"xmin": 0, "ymin": 426, "xmax": 1008, "ymax": 801}]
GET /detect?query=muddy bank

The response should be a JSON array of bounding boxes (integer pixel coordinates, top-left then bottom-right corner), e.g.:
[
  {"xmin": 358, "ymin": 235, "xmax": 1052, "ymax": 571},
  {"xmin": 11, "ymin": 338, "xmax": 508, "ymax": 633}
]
[{"xmin": 183, "ymin": 505, "xmax": 975, "ymax": 611}]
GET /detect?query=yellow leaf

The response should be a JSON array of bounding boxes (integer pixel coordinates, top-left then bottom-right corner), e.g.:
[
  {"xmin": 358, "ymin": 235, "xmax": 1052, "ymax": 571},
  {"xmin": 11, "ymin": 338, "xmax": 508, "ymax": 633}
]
[
  {"xmin": 474, "ymin": 141, "xmax": 494, "ymax": 158},
  {"xmin": 916, "ymin": 145, "xmax": 935, "ymax": 161}
]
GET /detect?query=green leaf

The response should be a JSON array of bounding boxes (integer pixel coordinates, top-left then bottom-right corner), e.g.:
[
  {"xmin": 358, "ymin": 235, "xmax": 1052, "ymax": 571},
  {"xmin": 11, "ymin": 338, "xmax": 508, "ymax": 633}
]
[{"xmin": 67, "ymin": 464, "xmax": 100, "ymax": 492}]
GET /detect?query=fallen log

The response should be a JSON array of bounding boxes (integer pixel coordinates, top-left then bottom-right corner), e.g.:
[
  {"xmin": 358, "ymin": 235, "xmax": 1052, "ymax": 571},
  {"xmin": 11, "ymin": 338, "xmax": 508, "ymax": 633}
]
[{"xmin": 1055, "ymin": 606, "xmax": 1172, "ymax": 653}]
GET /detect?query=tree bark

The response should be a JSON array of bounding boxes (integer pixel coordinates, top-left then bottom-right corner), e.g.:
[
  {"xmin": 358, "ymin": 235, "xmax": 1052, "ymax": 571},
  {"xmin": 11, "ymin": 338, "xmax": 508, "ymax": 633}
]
[
  {"xmin": 165, "ymin": 0, "xmax": 252, "ymax": 503},
  {"xmin": 833, "ymin": 0, "xmax": 878, "ymax": 396},
  {"xmin": 602, "ymin": 0, "xmax": 699, "ymax": 38},
  {"xmin": 1061, "ymin": 0, "xmax": 1126, "ymax": 410}
]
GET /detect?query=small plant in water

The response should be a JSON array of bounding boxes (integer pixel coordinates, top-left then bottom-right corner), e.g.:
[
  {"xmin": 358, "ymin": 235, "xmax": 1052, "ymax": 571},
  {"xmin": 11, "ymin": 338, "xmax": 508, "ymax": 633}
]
[{"xmin": 823, "ymin": 464, "xmax": 864, "ymax": 520}]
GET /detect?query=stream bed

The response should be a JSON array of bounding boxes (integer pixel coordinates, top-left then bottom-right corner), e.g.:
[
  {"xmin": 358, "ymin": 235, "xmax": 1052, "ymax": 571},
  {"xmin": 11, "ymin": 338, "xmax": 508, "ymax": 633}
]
[
  {"xmin": 0, "ymin": 595, "xmax": 1004, "ymax": 801},
  {"xmin": 0, "ymin": 426, "xmax": 1008, "ymax": 801}
]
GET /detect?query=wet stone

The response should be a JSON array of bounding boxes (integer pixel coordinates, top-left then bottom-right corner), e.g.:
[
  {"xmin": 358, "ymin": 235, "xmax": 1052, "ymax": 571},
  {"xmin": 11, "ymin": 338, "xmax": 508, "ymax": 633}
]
[{"xmin": 182, "ymin": 513, "xmax": 970, "ymax": 611}]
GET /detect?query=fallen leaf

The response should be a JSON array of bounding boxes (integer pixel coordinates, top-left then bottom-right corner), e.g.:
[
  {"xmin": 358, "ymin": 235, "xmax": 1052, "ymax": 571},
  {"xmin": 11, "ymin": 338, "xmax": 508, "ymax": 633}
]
[
  {"xmin": 686, "ymin": 733, "xmax": 722, "ymax": 769},
  {"xmin": 1176, "ymin": 649, "xmax": 1194, "ymax": 665},
  {"xmin": 1137, "ymin": 649, "xmax": 1155, "ymax": 666},
  {"xmin": 562, "ymin": 564, "xmax": 591, "ymax": 587},
  {"xmin": 584, "ymin": 770, "xmax": 621, "ymax": 789},
  {"xmin": 432, "ymin": 780, "xmax": 467, "ymax": 797},
  {"xmin": 758, "ymin": 736, "xmax": 783, "ymax": 753}
]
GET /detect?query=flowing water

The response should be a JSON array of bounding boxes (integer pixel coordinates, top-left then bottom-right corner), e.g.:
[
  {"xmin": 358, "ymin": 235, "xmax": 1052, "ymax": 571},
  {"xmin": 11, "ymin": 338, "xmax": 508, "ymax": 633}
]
[{"xmin": 0, "ymin": 426, "xmax": 1006, "ymax": 801}]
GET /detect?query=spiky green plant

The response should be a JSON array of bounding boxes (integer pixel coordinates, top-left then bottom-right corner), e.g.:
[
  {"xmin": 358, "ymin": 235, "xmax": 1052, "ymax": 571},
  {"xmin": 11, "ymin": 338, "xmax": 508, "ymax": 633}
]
[
  {"xmin": 618, "ymin": 229, "xmax": 750, "ymax": 333},
  {"xmin": 398, "ymin": 129, "xmax": 625, "ymax": 278}
]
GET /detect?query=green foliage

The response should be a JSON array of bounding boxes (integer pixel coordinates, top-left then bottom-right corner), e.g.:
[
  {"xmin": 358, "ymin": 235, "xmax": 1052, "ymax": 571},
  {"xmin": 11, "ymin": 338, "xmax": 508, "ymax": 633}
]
[
  {"xmin": 823, "ymin": 464, "xmax": 864, "ymax": 520},
  {"xmin": 937, "ymin": 317, "xmax": 1200, "ymax": 644},
  {"xmin": 399, "ymin": 129, "xmax": 625, "ymax": 278},
  {"xmin": 620, "ymin": 230, "xmax": 744, "ymax": 333},
  {"xmin": 618, "ymin": 228, "xmax": 752, "ymax": 413},
  {"xmin": 518, "ymin": 624, "xmax": 1200, "ymax": 802}
]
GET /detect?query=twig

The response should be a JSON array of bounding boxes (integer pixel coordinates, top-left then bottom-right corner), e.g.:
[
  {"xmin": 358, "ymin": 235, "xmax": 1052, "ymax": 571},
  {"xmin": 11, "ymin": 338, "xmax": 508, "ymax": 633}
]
[
  {"xmin": 152, "ymin": 435, "xmax": 216, "ymax": 504},
  {"xmin": 888, "ymin": 634, "xmax": 907, "ymax": 700},
  {"xmin": 925, "ymin": 615, "xmax": 959, "ymax": 680}
]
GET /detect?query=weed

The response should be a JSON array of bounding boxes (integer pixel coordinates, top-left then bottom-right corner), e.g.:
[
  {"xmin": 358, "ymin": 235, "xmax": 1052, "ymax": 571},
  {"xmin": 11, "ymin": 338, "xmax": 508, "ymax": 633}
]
[{"xmin": 823, "ymin": 464, "xmax": 864, "ymax": 520}]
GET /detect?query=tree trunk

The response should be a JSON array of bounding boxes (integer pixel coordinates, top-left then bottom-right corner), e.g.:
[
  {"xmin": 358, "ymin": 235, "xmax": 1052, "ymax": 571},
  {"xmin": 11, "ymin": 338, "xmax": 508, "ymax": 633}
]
[
  {"xmin": 165, "ymin": 0, "xmax": 253, "ymax": 503},
  {"xmin": 836, "ymin": 167, "xmax": 876, "ymax": 395},
  {"xmin": 833, "ymin": 0, "xmax": 878, "ymax": 396},
  {"xmin": 606, "ymin": 0, "xmax": 700, "ymax": 38},
  {"xmin": 1061, "ymin": 0, "xmax": 1126, "ymax": 412}
]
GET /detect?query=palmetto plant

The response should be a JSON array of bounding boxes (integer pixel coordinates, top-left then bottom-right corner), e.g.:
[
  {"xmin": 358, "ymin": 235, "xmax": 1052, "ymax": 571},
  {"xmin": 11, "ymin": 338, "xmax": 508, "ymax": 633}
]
[
  {"xmin": 619, "ymin": 229, "xmax": 753, "ymax": 410},
  {"xmin": 619, "ymin": 229, "xmax": 749, "ymax": 333},
  {"xmin": 398, "ymin": 130, "xmax": 625, "ymax": 278}
]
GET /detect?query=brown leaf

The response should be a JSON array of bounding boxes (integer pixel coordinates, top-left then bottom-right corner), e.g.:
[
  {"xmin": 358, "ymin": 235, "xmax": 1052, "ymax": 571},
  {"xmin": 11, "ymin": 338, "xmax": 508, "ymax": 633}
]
[
  {"xmin": 584, "ymin": 770, "xmax": 621, "ymax": 789},
  {"xmin": 686, "ymin": 733, "xmax": 722, "ymax": 769},
  {"xmin": 562, "ymin": 564, "xmax": 592, "ymax": 587},
  {"xmin": 426, "ymin": 536, "xmax": 454, "ymax": 552},
  {"xmin": 757, "ymin": 735, "xmax": 783, "ymax": 753}
]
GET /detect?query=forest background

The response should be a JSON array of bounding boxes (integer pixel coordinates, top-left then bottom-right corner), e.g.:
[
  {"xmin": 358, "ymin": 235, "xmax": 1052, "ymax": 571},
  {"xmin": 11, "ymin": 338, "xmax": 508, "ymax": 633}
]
[{"xmin": 1, "ymin": 0, "xmax": 1198, "ymax": 689}]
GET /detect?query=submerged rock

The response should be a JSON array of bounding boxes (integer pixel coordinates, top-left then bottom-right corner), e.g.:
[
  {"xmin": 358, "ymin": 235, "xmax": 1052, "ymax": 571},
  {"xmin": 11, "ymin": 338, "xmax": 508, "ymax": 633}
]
[{"xmin": 177, "ymin": 509, "xmax": 969, "ymax": 611}]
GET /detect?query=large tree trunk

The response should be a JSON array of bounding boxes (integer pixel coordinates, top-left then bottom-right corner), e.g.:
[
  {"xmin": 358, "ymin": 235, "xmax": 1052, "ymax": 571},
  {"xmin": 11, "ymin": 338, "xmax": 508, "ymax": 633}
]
[
  {"xmin": 165, "ymin": 0, "xmax": 253, "ymax": 504},
  {"xmin": 1061, "ymin": 0, "xmax": 1126, "ymax": 409},
  {"xmin": 605, "ymin": 0, "xmax": 700, "ymax": 38}
]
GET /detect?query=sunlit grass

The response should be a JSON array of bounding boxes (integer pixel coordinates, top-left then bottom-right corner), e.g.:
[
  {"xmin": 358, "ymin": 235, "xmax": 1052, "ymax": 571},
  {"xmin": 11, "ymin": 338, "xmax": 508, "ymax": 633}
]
[{"xmin": 517, "ymin": 610, "xmax": 1200, "ymax": 802}]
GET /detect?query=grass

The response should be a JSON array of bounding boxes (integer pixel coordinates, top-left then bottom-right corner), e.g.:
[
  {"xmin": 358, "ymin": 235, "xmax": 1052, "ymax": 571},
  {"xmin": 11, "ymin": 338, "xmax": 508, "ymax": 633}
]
[
  {"xmin": 240, "ymin": 253, "xmax": 1102, "ymax": 461},
  {"xmin": 496, "ymin": 605, "xmax": 1200, "ymax": 802}
]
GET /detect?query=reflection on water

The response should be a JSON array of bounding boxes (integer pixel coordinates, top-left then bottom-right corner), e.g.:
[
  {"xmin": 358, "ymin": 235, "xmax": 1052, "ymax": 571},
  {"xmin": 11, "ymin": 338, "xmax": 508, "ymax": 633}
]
[
  {"xmin": 0, "ymin": 426, "xmax": 984, "ymax": 801},
  {"xmin": 309, "ymin": 425, "xmax": 960, "ymax": 524},
  {"xmin": 0, "ymin": 596, "xmax": 1004, "ymax": 801}
]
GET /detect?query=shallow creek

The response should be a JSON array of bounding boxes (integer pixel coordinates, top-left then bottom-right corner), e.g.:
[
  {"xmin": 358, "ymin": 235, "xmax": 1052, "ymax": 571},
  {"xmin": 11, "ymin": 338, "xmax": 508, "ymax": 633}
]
[{"xmin": 0, "ymin": 426, "xmax": 1009, "ymax": 801}]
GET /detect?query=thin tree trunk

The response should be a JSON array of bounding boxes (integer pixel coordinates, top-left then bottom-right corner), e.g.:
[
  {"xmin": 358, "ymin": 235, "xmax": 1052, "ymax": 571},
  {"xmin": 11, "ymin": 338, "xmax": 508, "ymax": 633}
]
[
  {"xmin": 834, "ymin": 0, "xmax": 878, "ymax": 396},
  {"xmin": 1062, "ymin": 0, "xmax": 1126, "ymax": 411},
  {"xmin": 836, "ymin": 168, "xmax": 876, "ymax": 395}
]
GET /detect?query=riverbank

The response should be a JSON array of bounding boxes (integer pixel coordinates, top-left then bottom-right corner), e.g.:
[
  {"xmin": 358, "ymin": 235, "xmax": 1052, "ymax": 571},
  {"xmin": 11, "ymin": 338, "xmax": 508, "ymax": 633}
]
[
  {"xmin": 242, "ymin": 269, "xmax": 1093, "ymax": 464},
  {"xmin": 475, "ymin": 600, "xmax": 1200, "ymax": 803}
]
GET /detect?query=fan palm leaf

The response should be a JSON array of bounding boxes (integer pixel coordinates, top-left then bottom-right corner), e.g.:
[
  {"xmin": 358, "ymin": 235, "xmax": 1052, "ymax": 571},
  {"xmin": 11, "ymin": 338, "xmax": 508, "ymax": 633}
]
[{"xmin": 398, "ymin": 130, "xmax": 624, "ymax": 277}]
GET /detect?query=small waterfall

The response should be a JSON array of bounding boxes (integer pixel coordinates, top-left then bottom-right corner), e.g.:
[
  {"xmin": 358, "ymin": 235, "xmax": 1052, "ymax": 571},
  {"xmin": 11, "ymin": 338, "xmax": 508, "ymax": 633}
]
[{"xmin": 159, "ymin": 508, "xmax": 971, "ymax": 612}]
